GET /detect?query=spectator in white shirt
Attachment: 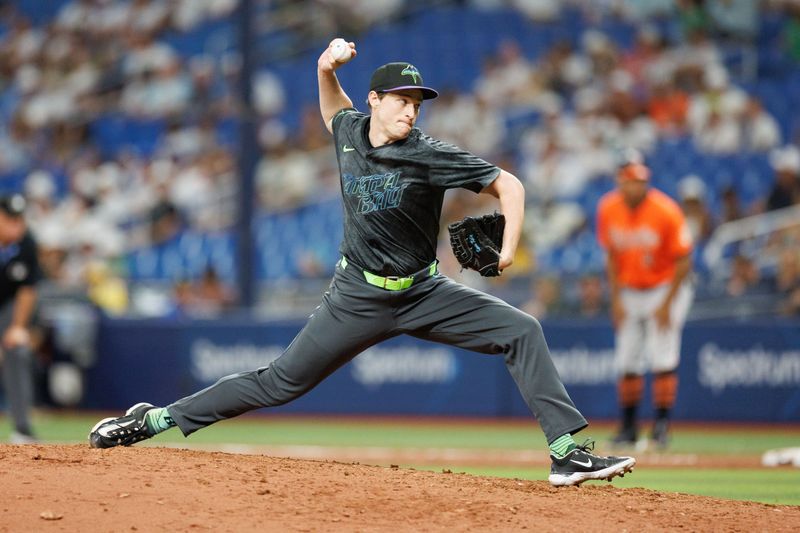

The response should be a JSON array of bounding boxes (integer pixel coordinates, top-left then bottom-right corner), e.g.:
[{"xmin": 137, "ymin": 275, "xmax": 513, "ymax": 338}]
[{"xmin": 741, "ymin": 96, "xmax": 782, "ymax": 152}]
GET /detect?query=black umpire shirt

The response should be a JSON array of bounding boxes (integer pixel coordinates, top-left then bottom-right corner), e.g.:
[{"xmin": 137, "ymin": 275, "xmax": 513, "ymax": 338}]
[
  {"xmin": 0, "ymin": 231, "xmax": 42, "ymax": 306},
  {"xmin": 332, "ymin": 108, "xmax": 500, "ymax": 276}
]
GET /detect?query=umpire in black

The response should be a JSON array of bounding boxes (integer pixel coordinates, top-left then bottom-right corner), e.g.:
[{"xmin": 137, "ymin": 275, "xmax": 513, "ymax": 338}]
[{"xmin": 0, "ymin": 193, "xmax": 41, "ymax": 443}]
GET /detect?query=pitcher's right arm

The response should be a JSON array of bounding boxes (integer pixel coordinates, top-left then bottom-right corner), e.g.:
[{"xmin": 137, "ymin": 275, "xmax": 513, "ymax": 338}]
[{"xmin": 318, "ymin": 40, "xmax": 357, "ymax": 133}]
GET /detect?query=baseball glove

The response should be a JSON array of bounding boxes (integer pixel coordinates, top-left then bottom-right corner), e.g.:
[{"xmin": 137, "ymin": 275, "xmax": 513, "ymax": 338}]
[{"xmin": 447, "ymin": 213, "xmax": 505, "ymax": 277}]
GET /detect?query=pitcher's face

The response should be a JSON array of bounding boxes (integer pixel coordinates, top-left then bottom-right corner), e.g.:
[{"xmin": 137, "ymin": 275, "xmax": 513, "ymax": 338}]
[{"xmin": 370, "ymin": 90, "xmax": 422, "ymax": 141}]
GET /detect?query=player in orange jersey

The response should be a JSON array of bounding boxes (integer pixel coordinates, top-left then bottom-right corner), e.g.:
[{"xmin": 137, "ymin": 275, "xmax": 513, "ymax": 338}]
[{"xmin": 596, "ymin": 153, "xmax": 694, "ymax": 449}]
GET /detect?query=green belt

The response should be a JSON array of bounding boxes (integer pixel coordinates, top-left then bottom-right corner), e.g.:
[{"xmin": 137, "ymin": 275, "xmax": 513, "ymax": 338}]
[{"xmin": 340, "ymin": 256, "xmax": 437, "ymax": 291}]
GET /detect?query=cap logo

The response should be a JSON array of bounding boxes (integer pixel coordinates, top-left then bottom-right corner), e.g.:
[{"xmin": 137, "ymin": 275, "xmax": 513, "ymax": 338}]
[{"xmin": 401, "ymin": 64, "xmax": 421, "ymax": 84}]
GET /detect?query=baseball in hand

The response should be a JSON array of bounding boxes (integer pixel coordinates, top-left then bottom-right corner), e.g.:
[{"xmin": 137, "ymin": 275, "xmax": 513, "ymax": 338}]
[{"xmin": 330, "ymin": 38, "xmax": 353, "ymax": 63}]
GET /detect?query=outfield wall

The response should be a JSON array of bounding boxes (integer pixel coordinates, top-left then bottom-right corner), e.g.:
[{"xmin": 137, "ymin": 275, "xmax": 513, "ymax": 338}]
[{"xmin": 84, "ymin": 317, "xmax": 800, "ymax": 422}]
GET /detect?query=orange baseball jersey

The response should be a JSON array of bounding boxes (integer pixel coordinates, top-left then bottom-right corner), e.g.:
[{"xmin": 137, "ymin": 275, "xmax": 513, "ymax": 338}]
[{"xmin": 597, "ymin": 188, "xmax": 693, "ymax": 289}]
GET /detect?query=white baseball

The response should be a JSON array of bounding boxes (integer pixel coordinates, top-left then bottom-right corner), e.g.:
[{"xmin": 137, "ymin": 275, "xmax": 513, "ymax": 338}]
[{"xmin": 330, "ymin": 38, "xmax": 352, "ymax": 63}]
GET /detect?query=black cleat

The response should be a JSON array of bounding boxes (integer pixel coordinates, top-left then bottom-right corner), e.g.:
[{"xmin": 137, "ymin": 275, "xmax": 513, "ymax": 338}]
[
  {"xmin": 650, "ymin": 418, "xmax": 670, "ymax": 450},
  {"xmin": 9, "ymin": 430, "xmax": 38, "ymax": 444},
  {"xmin": 610, "ymin": 425, "xmax": 638, "ymax": 447},
  {"xmin": 549, "ymin": 440, "xmax": 636, "ymax": 486},
  {"xmin": 89, "ymin": 402, "xmax": 157, "ymax": 449}
]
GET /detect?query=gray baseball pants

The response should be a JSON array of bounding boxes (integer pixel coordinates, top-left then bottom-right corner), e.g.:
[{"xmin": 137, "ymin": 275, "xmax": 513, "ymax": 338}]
[
  {"xmin": 0, "ymin": 301, "xmax": 35, "ymax": 436},
  {"xmin": 168, "ymin": 260, "xmax": 587, "ymax": 443}
]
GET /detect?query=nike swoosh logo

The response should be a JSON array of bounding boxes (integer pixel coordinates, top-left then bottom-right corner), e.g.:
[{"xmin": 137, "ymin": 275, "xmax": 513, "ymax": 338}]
[
  {"xmin": 98, "ymin": 418, "xmax": 137, "ymax": 436},
  {"xmin": 343, "ymin": 145, "xmax": 355, "ymax": 152},
  {"xmin": 570, "ymin": 458, "xmax": 593, "ymax": 468}
]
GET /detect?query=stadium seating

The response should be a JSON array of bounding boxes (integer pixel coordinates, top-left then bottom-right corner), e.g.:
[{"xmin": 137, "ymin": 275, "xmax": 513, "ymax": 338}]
[{"xmin": 2, "ymin": 2, "xmax": 798, "ymax": 291}]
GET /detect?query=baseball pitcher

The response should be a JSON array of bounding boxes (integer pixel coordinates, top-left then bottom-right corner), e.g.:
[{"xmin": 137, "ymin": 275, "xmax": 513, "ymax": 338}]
[{"xmin": 89, "ymin": 40, "xmax": 636, "ymax": 486}]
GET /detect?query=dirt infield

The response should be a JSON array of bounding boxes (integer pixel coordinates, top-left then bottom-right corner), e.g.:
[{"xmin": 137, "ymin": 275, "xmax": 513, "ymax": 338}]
[
  {"xmin": 2, "ymin": 444, "xmax": 797, "ymax": 532},
  {"xmin": 180, "ymin": 442, "xmax": 766, "ymax": 469}
]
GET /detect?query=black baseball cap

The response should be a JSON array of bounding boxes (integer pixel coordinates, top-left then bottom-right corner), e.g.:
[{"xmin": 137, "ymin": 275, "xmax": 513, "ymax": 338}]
[
  {"xmin": 0, "ymin": 194, "xmax": 26, "ymax": 217},
  {"xmin": 369, "ymin": 62, "xmax": 439, "ymax": 100}
]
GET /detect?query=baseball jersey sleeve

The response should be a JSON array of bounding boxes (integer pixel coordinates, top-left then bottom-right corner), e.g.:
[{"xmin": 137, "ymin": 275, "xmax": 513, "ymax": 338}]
[
  {"xmin": 21, "ymin": 233, "xmax": 42, "ymax": 286},
  {"xmin": 596, "ymin": 194, "xmax": 612, "ymax": 250},
  {"xmin": 331, "ymin": 107, "xmax": 362, "ymax": 138},
  {"xmin": 664, "ymin": 203, "xmax": 693, "ymax": 258},
  {"xmin": 418, "ymin": 134, "xmax": 500, "ymax": 193}
]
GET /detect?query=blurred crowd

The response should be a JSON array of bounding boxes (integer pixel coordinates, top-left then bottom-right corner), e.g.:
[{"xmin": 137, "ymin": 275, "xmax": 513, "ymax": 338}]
[
  {"xmin": 0, "ymin": 0, "xmax": 799, "ymax": 319},
  {"xmin": 429, "ymin": 0, "xmax": 800, "ymax": 318},
  {"xmin": 0, "ymin": 0, "xmax": 243, "ymax": 316}
]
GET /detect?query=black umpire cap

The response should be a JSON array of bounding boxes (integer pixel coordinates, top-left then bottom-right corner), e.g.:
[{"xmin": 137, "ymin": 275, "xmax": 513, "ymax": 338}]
[
  {"xmin": 0, "ymin": 193, "xmax": 26, "ymax": 217},
  {"xmin": 369, "ymin": 62, "xmax": 439, "ymax": 100}
]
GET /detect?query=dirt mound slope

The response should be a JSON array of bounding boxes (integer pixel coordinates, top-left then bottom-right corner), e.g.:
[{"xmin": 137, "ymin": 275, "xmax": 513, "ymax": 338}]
[{"xmin": 1, "ymin": 444, "xmax": 796, "ymax": 532}]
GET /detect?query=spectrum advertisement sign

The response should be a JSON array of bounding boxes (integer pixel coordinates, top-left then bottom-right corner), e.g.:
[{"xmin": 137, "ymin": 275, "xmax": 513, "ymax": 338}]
[{"xmin": 85, "ymin": 318, "xmax": 800, "ymax": 421}]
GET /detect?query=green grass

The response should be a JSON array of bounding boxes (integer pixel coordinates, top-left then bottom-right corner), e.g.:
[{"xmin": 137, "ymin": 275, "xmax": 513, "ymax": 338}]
[
  {"xmin": 408, "ymin": 466, "xmax": 800, "ymax": 506},
  {"xmin": 4, "ymin": 413, "xmax": 800, "ymax": 505},
  {"xmin": 9, "ymin": 413, "xmax": 555, "ymax": 448},
  {"xmin": 612, "ymin": 469, "xmax": 800, "ymax": 505}
]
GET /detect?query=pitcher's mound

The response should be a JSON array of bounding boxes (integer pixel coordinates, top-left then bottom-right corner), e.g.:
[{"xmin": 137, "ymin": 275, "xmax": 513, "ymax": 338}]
[{"xmin": 1, "ymin": 444, "xmax": 795, "ymax": 531}]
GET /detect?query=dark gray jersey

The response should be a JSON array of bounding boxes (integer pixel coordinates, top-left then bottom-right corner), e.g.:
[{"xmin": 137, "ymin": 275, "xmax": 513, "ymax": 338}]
[
  {"xmin": 332, "ymin": 108, "xmax": 500, "ymax": 276},
  {"xmin": 0, "ymin": 231, "xmax": 41, "ymax": 305}
]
